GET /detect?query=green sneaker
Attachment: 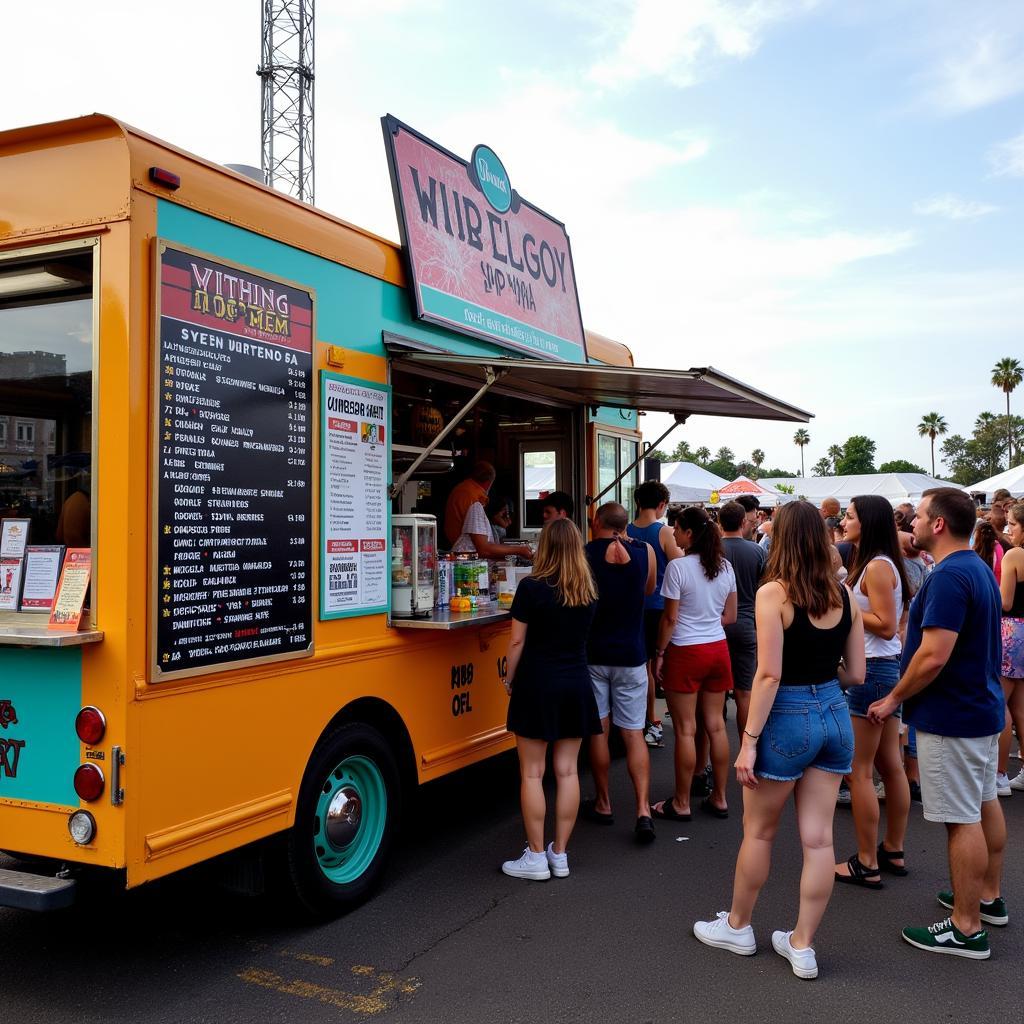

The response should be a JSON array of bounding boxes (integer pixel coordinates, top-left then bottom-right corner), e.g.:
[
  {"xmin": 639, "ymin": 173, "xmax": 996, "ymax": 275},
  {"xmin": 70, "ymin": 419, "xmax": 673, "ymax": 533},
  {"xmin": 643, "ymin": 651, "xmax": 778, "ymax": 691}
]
[
  {"xmin": 937, "ymin": 890, "xmax": 1009, "ymax": 927},
  {"xmin": 902, "ymin": 917, "xmax": 990, "ymax": 959}
]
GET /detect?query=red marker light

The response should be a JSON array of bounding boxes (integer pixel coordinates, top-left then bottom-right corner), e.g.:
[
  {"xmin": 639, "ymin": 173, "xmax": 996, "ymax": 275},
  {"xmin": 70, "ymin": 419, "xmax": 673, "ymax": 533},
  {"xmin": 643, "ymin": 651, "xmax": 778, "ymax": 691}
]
[
  {"xmin": 73, "ymin": 763, "xmax": 105, "ymax": 802},
  {"xmin": 149, "ymin": 166, "xmax": 181, "ymax": 190},
  {"xmin": 75, "ymin": 706, "xmax": 106, "ymax": 745}
]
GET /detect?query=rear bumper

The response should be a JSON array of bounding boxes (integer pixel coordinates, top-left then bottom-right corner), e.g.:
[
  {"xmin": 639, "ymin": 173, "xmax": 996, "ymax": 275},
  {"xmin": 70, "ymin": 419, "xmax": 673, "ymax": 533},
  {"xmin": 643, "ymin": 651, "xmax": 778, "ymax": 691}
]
[{"xmin": 0, "ymin": 866, "xmax": 76, "ymax": 911}]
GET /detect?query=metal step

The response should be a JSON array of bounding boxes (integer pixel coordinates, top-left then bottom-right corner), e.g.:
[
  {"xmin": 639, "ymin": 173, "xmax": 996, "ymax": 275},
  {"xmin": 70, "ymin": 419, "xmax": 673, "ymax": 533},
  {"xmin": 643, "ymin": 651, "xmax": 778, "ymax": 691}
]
[{"xmin": 0, "ymin": 867, "xmax": 76, "ymax": 911}]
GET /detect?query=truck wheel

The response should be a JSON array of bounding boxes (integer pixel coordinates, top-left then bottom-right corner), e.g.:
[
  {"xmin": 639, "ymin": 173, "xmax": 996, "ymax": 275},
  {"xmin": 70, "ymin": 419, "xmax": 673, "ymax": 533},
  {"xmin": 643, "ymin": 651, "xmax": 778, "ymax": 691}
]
[{"xmin": 284, "ymin": 722, "xmax": 401, "ymax": 918}]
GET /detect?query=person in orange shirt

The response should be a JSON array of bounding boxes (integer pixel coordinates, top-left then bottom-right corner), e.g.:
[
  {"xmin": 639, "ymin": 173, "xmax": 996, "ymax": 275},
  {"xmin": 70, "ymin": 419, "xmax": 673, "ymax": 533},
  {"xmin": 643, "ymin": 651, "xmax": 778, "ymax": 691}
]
[{"xmin": 444, "ymin": 461, "xmax": 496, "ymax": 547}]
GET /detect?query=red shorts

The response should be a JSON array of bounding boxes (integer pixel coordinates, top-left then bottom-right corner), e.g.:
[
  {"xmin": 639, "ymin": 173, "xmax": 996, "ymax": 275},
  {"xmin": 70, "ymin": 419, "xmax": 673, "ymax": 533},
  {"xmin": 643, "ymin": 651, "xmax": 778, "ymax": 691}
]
[{"xmin": 662, "ymin": 639, "xmax": 733, "ymax": 694}]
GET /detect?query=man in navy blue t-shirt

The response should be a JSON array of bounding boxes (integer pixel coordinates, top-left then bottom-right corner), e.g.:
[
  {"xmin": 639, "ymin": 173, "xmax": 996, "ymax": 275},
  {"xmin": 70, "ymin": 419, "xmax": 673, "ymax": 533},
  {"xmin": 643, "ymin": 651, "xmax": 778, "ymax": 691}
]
[
  {"xmin": 869, "ymin": 488, "xmax": 1007, "ymax": 960},
  {"xmin": 583, "ymin": 502, "xmax": 657, "ymax": 844}
]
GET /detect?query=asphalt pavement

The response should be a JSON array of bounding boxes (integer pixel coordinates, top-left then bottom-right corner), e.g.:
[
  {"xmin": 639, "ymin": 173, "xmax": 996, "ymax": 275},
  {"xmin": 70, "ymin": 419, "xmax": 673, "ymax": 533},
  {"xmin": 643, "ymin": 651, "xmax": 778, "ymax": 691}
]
[{"xmin": 2, "ymin": 712, "xmax": 1023, "ymax": 1024}]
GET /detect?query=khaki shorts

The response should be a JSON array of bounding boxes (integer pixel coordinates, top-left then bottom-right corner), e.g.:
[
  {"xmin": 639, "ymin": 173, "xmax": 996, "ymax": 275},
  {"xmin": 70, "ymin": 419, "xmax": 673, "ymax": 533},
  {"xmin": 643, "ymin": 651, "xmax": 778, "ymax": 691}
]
[{"xmin": 917, "ymin": 730, "xmax": 999, "ymax": 824}]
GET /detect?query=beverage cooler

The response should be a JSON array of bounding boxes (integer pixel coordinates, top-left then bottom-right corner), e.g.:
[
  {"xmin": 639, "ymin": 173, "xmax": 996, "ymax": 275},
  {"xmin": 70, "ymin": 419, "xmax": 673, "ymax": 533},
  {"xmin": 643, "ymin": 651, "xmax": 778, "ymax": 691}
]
[{"xmin": 391, "ymin": 514, "xmax": 436, "ymax": 617}]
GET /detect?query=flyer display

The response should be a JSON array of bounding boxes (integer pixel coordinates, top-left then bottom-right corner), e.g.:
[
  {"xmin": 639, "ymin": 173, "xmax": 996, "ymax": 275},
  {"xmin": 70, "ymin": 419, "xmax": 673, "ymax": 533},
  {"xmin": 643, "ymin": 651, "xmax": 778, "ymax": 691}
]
[
  {"xmin": 320, "ymin": 372, "xmax": 390, "ymax": 619},
  {"xmin": 0, "ymin": 519, "xmax": 30, "ymax": 559},
  {"xmin": 0, "ymin": 557, "xmax": 23, "ymax": 611},
  {"xmin": 20, "ymin": 545, "xmax": 64, "ymax": 612},
  {"xmin": 48, "ymin": 548, "xmax": 90, "ymax": 629},
  {"xmin": 152, "ymin": 242, "xmax": 314, "ymax": 679}
]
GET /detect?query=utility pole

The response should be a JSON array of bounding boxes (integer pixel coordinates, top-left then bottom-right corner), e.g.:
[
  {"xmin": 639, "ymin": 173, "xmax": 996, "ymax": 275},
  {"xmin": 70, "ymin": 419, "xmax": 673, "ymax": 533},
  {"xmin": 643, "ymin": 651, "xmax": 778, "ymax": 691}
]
[{"xmin": 259, "ymin": 0, "xmax": 315, "ymax": 204}]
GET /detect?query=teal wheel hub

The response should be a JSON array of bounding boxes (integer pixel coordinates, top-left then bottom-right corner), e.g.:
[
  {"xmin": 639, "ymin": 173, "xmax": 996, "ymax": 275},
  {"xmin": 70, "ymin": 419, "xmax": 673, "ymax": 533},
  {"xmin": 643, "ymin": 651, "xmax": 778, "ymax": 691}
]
[{"xmin": 313, "ymin": 755, "xmax": 387, "ymax": 884}]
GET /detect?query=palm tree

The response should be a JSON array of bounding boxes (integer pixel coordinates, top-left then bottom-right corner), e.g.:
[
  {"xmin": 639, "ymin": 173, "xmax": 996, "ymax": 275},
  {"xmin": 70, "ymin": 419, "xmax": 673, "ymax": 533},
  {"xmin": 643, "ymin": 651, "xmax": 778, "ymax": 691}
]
[
  {"xmin": 992, "ymin": 357, "xmax": 1024, "ymax": 465},
  {"xmin": 812, "ymin": 457, "xmax": 832, "ymax": 476},
  {"xmin": 751, "ymin": 448, "xmax": 765, "ymax": 469},
  {"xmin": 793, "ymin": 429, "xmax": 810, "ymax": 477},
  {"xmin": 917, "ymin": 412, "xmax": 948, "ymax": 477},
  {"xmin": 694, "ymin": 446, "xmax": 710, "ymax": 465},
  {"xmin": 827, "ymin": 444, "xmax": 843, "ymax": 474}
]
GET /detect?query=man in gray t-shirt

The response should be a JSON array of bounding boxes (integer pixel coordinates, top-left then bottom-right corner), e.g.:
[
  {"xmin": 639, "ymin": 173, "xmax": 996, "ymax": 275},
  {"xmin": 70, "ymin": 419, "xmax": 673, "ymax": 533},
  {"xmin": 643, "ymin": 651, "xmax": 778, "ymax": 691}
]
[{"xmin": 719, "ymin": 502, "xmax": 766, "ymax": 738}]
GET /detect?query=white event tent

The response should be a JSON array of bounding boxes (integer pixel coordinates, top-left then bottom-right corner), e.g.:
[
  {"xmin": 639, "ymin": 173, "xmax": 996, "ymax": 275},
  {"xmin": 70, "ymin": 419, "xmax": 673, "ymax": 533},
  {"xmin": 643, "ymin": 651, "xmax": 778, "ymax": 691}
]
[
  {"xmin": 658, "ymin": 461, "xmax": 729, "ymax": 503},
  {"xmin": 966, "ymin": 465, "xmax": 1024, "ymax": 502},
  {"xmin": 759, "ymin": 472, "xmax": 957, "ymax": 508}
]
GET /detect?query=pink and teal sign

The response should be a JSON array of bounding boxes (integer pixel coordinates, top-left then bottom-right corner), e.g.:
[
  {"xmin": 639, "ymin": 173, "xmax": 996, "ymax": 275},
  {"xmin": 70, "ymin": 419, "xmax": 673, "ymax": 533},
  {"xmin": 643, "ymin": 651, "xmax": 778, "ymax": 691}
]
[{"xmin": 382, "ymin": 115, "xmax": 587, "ymax": 363}]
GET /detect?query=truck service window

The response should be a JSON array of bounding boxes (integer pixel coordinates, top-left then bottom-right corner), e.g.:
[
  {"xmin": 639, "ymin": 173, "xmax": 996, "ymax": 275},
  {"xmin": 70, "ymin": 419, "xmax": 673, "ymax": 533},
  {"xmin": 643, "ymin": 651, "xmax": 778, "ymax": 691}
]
[{"xmin": 0, "ymin": 246, "xmax": 94, "ymax": 558}]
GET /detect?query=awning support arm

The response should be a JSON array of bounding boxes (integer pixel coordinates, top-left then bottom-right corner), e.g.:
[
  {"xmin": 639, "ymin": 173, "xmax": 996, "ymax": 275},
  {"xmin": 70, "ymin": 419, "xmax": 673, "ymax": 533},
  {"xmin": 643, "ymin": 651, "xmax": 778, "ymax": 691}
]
[
  {"xmin": 388, "ymin": 366, "xmax": 506, "ymax": 499},
  {"xmin": 587, "ymin": 414, "xmax": 687, "ymax": 507}
]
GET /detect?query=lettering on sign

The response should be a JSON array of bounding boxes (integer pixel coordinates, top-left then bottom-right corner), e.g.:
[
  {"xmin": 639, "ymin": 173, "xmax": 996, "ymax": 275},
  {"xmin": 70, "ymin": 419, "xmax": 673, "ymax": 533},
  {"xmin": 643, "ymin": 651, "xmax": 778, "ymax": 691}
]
[
  {"xmin": 0, "ymin": 700, "xmax": 24, "ymax": 779},
  {"xmin": 0, "ymin": 699, "xmax": 16, "ymax": 729},
  {"xmin": 450, "ymin": 662, "xmax": 474, "ymax": 717}
]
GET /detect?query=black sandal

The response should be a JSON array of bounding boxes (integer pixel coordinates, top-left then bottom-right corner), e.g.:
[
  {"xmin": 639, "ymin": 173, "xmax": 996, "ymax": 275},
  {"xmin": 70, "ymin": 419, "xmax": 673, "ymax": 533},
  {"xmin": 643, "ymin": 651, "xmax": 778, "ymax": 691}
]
[
  {"xmin": 877, "ymin": 843, "xmax": 909, "ymax": 877},
  {"xmin": 835, "ymin": 854, "xmax": 883, "ymax": 889}
]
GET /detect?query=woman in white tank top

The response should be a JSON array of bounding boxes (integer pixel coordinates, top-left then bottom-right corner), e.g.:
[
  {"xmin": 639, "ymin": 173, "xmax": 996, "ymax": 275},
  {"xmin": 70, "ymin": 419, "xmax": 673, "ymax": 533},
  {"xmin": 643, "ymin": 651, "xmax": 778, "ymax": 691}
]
[{"xmin": 834, "ymin": 496, "xmax": 913, "ymax": 889}]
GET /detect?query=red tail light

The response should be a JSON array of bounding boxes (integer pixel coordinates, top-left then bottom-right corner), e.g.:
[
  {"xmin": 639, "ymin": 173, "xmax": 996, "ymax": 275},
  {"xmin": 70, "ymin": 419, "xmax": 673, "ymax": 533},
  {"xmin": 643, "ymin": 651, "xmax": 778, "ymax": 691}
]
[
  {"xmin": 75, "ymin": 706, "xmax": 106, "ymax": 745},
  {"xmin": 74, "ymin": 763, "xmax": 105, "ymax": 802}
]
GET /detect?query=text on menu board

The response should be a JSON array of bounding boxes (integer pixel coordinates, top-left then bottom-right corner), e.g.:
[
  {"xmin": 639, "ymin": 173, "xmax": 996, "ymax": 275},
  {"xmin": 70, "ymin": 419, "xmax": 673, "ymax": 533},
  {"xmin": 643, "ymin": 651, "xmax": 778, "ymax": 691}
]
[
  {"xmin": 153, "ymin": 243, "xmax": 313, "ymax": 679},
  {"xmin": 321, "ymin": 373, "xmax": 390, "ymax": 618}
]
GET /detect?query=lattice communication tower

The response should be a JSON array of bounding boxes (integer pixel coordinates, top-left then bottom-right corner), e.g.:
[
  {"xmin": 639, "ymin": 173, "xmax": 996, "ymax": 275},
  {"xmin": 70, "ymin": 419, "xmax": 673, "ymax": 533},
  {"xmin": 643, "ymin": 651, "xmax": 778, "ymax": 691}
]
[{"xmin": 259, "ymin": 0, "xmax": 315, "ymax": 203}]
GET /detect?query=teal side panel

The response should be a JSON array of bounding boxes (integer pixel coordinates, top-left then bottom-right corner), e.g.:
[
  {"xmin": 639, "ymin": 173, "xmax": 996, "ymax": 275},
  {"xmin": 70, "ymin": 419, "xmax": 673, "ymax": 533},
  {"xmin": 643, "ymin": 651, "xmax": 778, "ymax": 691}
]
[
  {"xmin": 157, "ymin": 203, "xmax": 563, "ymax": 362},
  {"xmin": 591, "ymin": 406, "xmax": 638, "ymax": 429},
  {"xmin": 0, "ymin": 647, "xmax": 81, "ymax": 806}
]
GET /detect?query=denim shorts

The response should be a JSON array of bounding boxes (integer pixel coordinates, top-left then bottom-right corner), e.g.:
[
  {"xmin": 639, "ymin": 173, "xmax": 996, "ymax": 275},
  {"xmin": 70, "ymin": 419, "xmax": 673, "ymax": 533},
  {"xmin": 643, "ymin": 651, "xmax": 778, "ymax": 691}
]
[
  {"xmin": 755, "ymin": 680, "xmax": 854, "ymax": 782},
  {"xmin": 846, "ymin": 656, "xmax": 901, "ymax": 719}
]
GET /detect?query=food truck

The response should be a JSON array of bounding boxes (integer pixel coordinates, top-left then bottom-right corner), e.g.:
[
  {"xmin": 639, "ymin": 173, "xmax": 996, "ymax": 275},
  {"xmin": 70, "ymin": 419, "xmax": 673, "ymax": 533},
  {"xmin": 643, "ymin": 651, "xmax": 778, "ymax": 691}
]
[{"xmin": 0, "ymin": 113, "xmax": 810, "ymax": 915}]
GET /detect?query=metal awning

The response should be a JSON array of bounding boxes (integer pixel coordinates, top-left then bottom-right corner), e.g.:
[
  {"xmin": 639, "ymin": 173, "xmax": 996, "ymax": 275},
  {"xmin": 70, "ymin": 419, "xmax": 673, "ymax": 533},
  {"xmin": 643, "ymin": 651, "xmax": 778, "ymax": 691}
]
[{"xmin": 386, "ymin": 346, "xmax": 812, "ymax": 423}]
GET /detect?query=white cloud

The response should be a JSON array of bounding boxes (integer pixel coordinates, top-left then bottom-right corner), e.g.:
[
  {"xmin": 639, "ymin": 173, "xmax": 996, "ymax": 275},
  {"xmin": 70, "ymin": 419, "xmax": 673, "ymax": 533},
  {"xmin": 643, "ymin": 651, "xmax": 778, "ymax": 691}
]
[
  {"xmin": 989, "ymin": 131, "xmax": 1024, "ymax": 177},
  {"xmin": 912, "ymin": 194, "xmax": 998, "ymax": 220},
  {"xmin": 588, "ymin": 0, "xmax": 819, "ymax": 89},
  {"xmin": 914, "ymin": 30, "xmax": 1024, "ymax": 115}
]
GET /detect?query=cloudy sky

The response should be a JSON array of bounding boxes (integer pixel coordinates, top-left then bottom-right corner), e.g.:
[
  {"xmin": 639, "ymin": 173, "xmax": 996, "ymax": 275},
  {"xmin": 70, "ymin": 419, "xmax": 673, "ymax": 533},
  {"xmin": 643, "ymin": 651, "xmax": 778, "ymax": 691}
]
[{"xmin": 7, "ymin": 0, "xmax": 1024, "ymax": 475}]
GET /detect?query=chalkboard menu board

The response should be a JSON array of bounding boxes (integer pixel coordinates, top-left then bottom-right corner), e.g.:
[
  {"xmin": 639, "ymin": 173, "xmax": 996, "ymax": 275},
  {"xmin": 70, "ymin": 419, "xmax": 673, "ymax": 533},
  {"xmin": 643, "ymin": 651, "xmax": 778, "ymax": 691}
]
[{"xmin": 152, "ymin": 242, "xmax": 314, "ymax": 679}]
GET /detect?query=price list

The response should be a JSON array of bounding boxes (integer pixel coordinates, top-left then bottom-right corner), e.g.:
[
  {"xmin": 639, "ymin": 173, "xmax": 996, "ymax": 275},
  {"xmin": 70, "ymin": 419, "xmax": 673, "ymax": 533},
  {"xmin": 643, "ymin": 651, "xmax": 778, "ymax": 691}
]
[{"xmin": 153, "ymin": 244, "xmax": 313, "ymax": 678}]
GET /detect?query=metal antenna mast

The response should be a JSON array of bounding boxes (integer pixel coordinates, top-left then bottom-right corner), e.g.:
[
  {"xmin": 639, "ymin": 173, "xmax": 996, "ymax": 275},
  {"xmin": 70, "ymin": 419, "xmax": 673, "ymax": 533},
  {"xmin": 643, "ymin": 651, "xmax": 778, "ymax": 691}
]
[{"xmin": 259, "ymin": 0, "xmax": 315, "ymax": 203}]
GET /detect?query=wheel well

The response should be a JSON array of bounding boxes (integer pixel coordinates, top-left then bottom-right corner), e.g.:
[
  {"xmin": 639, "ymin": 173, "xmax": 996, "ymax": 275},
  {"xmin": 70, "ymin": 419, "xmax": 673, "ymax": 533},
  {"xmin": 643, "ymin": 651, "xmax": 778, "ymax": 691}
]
[{"xmin": 322, "ymin": 698, "xmax": 418, "ymax": 801}]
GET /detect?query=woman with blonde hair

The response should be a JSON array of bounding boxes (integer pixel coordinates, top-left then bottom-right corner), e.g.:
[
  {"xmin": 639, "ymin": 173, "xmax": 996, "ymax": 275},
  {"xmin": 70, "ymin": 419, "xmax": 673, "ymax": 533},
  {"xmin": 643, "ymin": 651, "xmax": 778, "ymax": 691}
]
[
  {"xmin": 694, "ymin": 501, "xmax": 865, "ymax": 979},
  {"xmin": 501, "ymin": 518, "xmax": 600, "ymax": 880}
]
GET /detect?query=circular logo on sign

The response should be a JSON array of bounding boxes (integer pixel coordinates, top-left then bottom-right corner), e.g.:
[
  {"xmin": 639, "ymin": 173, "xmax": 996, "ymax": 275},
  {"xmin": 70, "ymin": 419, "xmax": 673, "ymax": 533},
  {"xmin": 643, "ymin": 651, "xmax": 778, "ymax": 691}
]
[{"xmin": 470, "ymin": 144, "xmax": 512, "ymax": 214}]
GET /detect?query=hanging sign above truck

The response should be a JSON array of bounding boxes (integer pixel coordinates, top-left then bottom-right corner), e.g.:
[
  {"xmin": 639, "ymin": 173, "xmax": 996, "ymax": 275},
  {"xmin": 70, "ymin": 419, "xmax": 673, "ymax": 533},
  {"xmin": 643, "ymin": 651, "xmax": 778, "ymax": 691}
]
[
  {"xmin": 382, "ymin": 115, "xmax": 588, "ymax": 363},
  {"xmin": 151, "ymin": 242, "xmax": 314, "ymax": 680}
]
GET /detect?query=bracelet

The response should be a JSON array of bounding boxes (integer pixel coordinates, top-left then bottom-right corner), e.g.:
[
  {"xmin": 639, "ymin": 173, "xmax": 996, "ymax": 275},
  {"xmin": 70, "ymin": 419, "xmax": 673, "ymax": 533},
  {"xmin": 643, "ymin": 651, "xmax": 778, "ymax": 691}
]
[
  {"xmin": 655, "ymin": 649, "xmax": 666, "ymax": 657},
  {"xmin": 743, "ymin": 729, "xmax": 760, "ymax": 741}
]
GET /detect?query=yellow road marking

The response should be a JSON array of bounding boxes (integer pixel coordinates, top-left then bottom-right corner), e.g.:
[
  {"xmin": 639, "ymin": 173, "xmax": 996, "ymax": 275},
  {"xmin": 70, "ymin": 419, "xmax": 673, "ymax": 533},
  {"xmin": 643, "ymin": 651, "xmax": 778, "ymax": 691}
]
[
  {"xmin": 281, "ymin": 949, "xmax": 335, "ymax": 967},
  {"xmin": 238, "ymin": 965, "xmax": 420, "ymax": 1015}
]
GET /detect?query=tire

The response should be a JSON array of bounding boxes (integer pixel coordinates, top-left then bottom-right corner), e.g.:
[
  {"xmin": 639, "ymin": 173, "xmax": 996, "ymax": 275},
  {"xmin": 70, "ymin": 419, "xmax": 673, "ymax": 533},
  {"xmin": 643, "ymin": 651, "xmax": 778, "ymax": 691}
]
[{"xmin": 281, "ymin": 721, "xmax": 401, "ymax": 919}]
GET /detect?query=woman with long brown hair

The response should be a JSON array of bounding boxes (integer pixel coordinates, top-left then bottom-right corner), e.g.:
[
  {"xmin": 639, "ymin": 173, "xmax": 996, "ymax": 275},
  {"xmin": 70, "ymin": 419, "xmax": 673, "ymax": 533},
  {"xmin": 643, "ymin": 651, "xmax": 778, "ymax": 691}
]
[
  {"xmin": 694, "ymin": 501, "xmax": 865, "ymax": 979},
  {"xmin": 652, "ymin": 506, "xmax": 738, "ymax": 821},
  {"xmin": 501, "ymin": 518, "xmax": 600, "ymax": 881}
]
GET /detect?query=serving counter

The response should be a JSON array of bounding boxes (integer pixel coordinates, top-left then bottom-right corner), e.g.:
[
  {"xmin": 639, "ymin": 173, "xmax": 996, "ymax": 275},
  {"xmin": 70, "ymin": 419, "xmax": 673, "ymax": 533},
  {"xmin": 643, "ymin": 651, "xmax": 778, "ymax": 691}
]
[{"xmin": 389, "ymin": 607, "xmax": 511, "ymax": 631}]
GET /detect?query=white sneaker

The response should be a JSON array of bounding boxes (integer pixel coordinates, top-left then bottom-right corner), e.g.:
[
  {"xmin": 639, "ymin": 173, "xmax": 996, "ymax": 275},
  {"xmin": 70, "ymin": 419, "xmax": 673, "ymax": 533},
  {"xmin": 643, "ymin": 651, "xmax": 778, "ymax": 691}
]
[
  {"xmin": 836, "ymin": 786, "xmax": 851, "ymax": 806},
  {"xmin": 996, "ymin": 772, "xmax": 1012, "ymax": 798},
  {"xmin": 644, "ymin": 722, "xmax": 664, "ymax": 747},
  {"xmin": 874, "ymin": 780, "xmax": 886, "ymax": 802},
  {"xmin": 1010, "ymin": 771, "xmax": 1024, "ymax": 792},
  {"xmin": 772, "ymin": 930, "xmax": 818, "ymax": 979},
  {"xmin": 693, "ymin": 912, "xmax": 757, "ymax": 955},
  {"xmin": 545, "ymin": 842, "xmax": 569, "ymax": 878},
  {"xmin": 501, "ymin": 847, "xmax": 550, "ymax": 880}
]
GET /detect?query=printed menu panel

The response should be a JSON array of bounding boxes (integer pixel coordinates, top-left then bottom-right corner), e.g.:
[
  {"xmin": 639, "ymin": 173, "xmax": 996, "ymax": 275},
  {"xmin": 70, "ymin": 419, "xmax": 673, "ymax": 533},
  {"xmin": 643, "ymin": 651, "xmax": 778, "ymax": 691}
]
[
  {"xmin": 153, "ymin": 243, "xmax": 313, "ymax": 678},
  {"xmin": 320, "ymin": 373, "xmax": 390, "ymax": 618}
]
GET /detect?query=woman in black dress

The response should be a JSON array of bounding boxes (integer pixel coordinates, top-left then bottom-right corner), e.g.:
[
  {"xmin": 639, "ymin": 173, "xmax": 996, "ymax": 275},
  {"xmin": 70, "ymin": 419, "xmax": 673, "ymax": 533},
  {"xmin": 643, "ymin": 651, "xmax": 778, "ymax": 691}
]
[{"xmin": 501, "ymin": 519, "xmax": 600, "ymax": 881}]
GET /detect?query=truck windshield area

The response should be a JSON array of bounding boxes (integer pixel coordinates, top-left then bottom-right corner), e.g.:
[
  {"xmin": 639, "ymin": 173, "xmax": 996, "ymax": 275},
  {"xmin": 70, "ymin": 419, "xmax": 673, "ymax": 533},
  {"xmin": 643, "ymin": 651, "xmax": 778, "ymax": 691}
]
[{"xmin": 0, "ymin": 246, "xmax": 93, "ymax": 556}]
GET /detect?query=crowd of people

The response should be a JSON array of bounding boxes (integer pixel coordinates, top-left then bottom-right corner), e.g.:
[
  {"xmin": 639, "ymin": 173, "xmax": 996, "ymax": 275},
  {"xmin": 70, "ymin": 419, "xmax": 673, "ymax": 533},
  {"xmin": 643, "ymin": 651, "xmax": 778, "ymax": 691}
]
[{"xmin": 497, "ymin": 481, "xmax": 1020, "ymax": 977}]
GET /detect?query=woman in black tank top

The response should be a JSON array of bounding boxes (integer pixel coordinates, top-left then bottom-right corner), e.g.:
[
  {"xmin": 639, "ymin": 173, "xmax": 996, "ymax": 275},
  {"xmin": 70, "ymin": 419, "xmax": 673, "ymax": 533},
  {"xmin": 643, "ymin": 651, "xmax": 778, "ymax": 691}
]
[
  {"xmin": 693, "ymin": 501, "xmax": 865, "ymax": 979},
  {"xmin": 997, "ymin": 502, "xmax": 1024, "ymax": 791}
]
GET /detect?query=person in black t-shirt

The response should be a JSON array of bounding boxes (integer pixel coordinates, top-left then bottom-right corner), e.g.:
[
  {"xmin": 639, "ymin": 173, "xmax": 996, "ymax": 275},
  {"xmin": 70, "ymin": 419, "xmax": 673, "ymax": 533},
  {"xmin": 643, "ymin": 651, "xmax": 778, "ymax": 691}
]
[{"xmin": 500, "ymin": 519, "xmax": 600, "ymax": 882}]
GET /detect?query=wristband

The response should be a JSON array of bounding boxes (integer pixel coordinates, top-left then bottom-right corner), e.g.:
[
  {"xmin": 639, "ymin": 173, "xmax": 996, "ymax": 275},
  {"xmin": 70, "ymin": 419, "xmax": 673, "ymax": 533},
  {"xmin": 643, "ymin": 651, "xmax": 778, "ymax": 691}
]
[{"xmin": 743, "ymin": 729, "xmax": 760, "ymax": 741}]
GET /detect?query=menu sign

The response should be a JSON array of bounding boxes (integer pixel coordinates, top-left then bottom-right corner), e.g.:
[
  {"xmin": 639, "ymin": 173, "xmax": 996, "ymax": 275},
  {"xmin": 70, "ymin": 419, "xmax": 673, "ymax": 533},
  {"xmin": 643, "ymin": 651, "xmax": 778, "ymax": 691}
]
[
  {"xmin": 382, "ymin": 115, "xmax": 587, "ymax": 363},
  {"xmin": 320, "ymin": 373, "xmax": 390, "ymax": 618},
  {"xmin": 153, "ymin": 242, "xmax": 313, "ymax": 679}
]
